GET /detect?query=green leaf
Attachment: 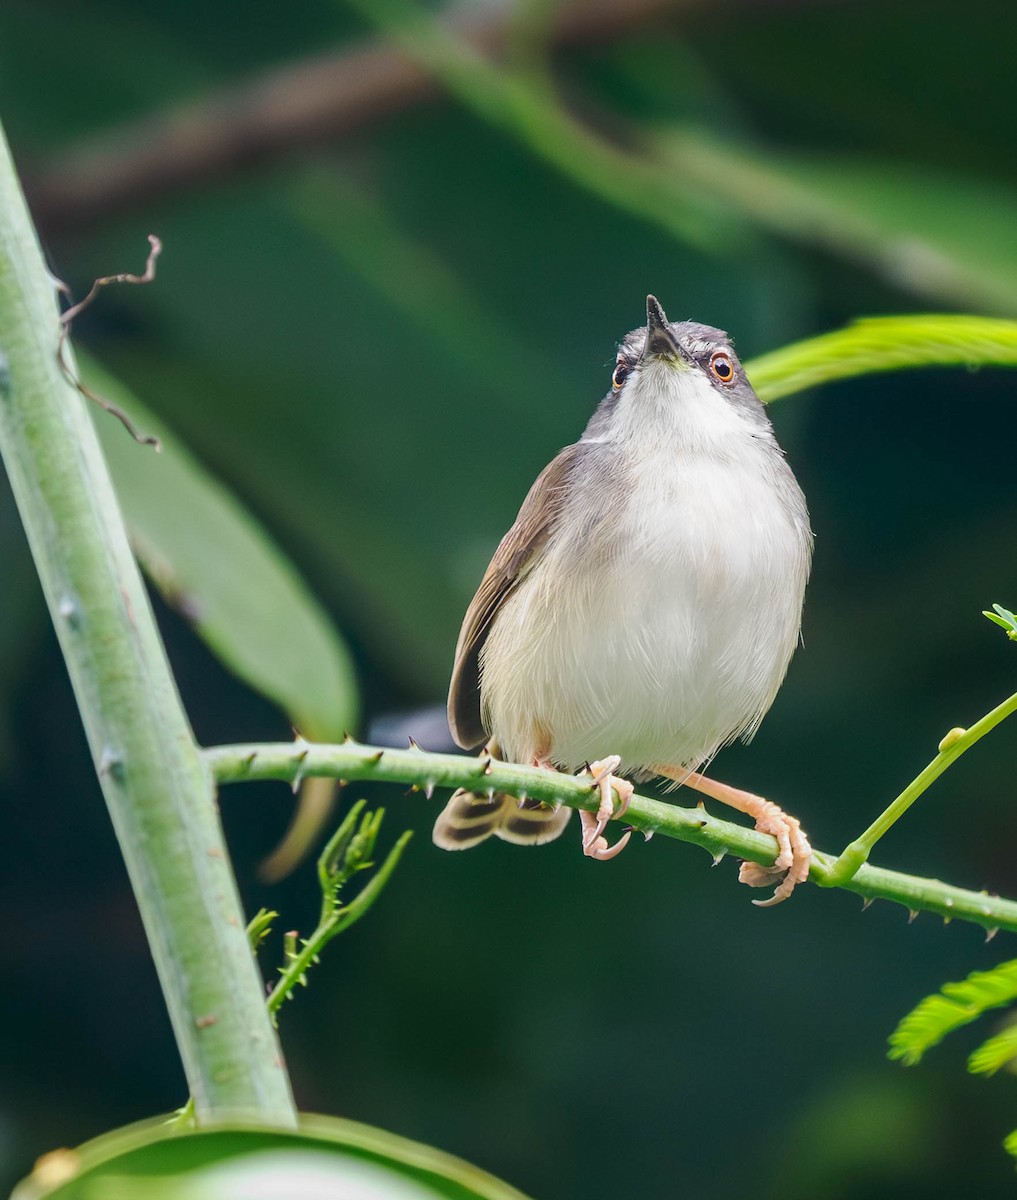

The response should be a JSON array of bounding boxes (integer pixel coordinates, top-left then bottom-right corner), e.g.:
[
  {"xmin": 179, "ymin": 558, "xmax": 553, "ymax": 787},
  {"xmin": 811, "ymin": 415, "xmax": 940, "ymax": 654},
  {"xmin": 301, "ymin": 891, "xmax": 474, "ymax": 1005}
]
[
  {"xmin": 652, "ymin": 129, "xmax": 1017, "ymax": 314},
  {"xmin": 969, "ymin": 1022, "xmax": 1017, "ymax": 1076},
  {"xmin": 888, "ymin": 958, "xmax": 1017, "ymax": 1066},
  {"xmin": 81, "ymin": 353, "xmax": 358, "ymax": 740},
  {"xmin": 744, "ymin": 315, "xmax": 1017, "ymax": 404},
  {"xmin": 12, "ymin": 1115, "xmax": 531, "ymax": 1200},
  {"xmin": 982, "ymin": 604, "xmax": 1017, "ymax": 642}
]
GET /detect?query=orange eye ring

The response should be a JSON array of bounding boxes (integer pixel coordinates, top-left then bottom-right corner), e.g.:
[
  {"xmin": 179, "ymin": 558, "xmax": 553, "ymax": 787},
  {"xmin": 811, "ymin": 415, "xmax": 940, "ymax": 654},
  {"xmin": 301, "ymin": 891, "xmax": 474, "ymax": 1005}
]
[
  {"xmin": 612, "ymin": 361, "xmax": 631, "ymax": 390},
  {"xmin": 710, "ymin": 351, "xmax": 734, "ymax": 384}
]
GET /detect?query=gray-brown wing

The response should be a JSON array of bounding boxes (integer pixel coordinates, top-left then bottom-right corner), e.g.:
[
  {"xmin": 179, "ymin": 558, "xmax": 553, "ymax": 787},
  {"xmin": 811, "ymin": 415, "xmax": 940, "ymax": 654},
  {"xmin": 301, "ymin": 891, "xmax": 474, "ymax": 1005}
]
[{"xmin": 447, "ymin": 442, "xmax": 582, "ymax": 749}]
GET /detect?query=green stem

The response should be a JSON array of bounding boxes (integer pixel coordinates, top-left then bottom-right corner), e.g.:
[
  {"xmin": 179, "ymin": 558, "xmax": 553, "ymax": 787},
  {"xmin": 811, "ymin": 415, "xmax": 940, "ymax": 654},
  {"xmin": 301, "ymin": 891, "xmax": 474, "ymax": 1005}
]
[
  {"xmin": 824, "ymin": 689, "xmax": 1017, "ymax": 886},
  {"xmin": 0, "ymin": 122, "xmax": 295, "ymax": 1123},
  {"xmin": 205, "ymin": 740, "xmax": 1017, "ymax": 937},
  {"xmin": 346, "ymin": 2, "xmax": 1017, "ymax": 315},
  {"xmin": 267, "ymin": 803, "xmax": 412, "ymax": 1017},
  {"xmin": 342, "ymin": 0, "xmax": 721, "ymax": 248}
]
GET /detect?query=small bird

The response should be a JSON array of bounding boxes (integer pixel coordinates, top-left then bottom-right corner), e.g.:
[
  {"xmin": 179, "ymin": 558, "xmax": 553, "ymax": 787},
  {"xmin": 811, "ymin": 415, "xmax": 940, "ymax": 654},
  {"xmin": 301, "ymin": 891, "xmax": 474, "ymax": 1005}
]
[{"xmin": 433, "ymin": 296, "xmax": 813, "ymax": 904}]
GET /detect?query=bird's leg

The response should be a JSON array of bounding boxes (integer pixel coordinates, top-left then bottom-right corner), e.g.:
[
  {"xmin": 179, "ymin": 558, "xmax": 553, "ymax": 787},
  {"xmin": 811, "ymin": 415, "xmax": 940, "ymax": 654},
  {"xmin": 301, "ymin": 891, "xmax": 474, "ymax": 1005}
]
[
  {"xmin": 659, "ymin": 767, "xmax": 811, "ymax": 905},
  {"xmin": 580, "ymin": 756, "xmax": 634, "ymax": 861}
]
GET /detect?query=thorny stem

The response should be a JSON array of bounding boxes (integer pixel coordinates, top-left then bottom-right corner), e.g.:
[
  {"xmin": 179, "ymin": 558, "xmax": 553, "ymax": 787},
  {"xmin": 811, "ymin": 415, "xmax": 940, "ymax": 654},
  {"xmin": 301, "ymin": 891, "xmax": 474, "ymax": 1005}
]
[{"xmin": 204, "ymin": 739, "xmax": 1017, "ymax": 938}]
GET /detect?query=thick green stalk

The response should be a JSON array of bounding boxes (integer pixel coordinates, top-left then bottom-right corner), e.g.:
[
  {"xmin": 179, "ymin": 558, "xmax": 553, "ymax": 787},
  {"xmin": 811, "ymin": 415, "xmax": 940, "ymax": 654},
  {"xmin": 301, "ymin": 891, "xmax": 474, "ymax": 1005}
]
[
  {"xmin": 0, "ymin": 123, "xmax": 295, "ymax": 1122},
  {"xmin": 205, "ymin": 741, "xmax": 1017, "ymax": 937}
]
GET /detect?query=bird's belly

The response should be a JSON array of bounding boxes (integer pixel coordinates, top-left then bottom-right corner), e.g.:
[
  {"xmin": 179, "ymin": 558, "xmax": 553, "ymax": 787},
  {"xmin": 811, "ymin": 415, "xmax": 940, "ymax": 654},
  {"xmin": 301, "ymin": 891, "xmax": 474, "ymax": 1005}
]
[{"xmin": 480, "ymin": 463, "xmax": 808, "ymax": 777}]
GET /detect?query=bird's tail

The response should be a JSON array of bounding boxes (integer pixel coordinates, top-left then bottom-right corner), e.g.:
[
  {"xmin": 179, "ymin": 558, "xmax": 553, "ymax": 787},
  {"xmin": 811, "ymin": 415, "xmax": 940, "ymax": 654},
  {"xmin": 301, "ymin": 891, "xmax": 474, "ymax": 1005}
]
[{"xmin": 432, "ymin": 788, "xmax": 572, "ymax": 850}]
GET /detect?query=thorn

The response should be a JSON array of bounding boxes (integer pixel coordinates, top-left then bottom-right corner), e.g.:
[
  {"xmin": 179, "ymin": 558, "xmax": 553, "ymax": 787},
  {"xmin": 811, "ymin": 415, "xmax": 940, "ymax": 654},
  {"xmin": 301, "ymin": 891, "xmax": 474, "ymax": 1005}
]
[
  {"xmin": 242, "ymin": 751, "xmax": 257, "ymax": 770},
  {"xmin": 697, "ymin": 819, "xmax": 708, "ymax": 828},
  {"xmin": 482, "ymin": 758, "xmax": 493, "ymax": 776},
  {"xmin": 58, "ymin": 594, "xmax": 80, "ymax": 627},
  {"xmin": 711, "ymin": 851, "xmax": 725, "ymax": 867},
  {"xmin": 485, "ymin": 787, "xmax": 495, "ymax": 801},
  {"xmin": 407, "ymin": 735, "xmax": 422, "ymax": 750},
  {"xmin": 366, "ymin": 750, "xmax": 384, "ymax": 765},
  {"xmin": 99, "ymin": 746, "xmax": 125, "ymax": 781},
  {"xmin": 642, "ymin": 830, "xmax": 654, "ymax": 842},
  {"xmin": 290, "ymin": 745, "xmax": 311, "ymax": 794},
  {"xmin": 423, "ymin": 780, "xmax": 436, "ymax": 800},
  {"xmin": 907, "ymin": 909, "xmax": 919, "ymax": 924},
  {"xmin": 696, "ymin": 799, "xmax": 707, "ymax": 811},
  {"xmin": 861, "ymin": 897, "xmax": 873, "ymax": 911},
  {"xmin": 342, "ymin": 731, "xmax": 353, "ymax": 743},
  {"xmin": 985, "ymin": 926, "xmax": 999, "ymax": 943},
  {"xmin": 515, "ymin": 792, "xmax": 529, "ymax": 807}
]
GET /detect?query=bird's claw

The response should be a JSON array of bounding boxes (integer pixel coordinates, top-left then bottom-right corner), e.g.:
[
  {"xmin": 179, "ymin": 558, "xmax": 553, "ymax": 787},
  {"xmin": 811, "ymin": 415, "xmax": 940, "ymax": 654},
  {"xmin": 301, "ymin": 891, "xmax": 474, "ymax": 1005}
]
[
  {"xmin": 579, "ymin": 816, "xmax": 632, "ymax": 860},
  {"xmin": 676, "ymin": 770, "xmax": 811, "ymax": 906},
  {"xmin": 744, "ymin": 799, "xmax": 811, "ymax": 906},
  {"xmin": 580, "ymin": 757, "xmax": 635, "ymax": 860}
]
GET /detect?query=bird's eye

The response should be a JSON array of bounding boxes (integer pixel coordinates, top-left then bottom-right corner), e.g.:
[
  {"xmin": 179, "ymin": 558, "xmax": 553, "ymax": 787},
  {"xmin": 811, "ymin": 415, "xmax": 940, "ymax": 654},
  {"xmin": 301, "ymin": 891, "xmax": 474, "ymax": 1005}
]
[
  {"xmin": 612, "ymin": 361, "xmax": 631, "ymax": 390},
  {"xmin": 709, "ymin": 351, "xmax": 734, "ymax": 384}
]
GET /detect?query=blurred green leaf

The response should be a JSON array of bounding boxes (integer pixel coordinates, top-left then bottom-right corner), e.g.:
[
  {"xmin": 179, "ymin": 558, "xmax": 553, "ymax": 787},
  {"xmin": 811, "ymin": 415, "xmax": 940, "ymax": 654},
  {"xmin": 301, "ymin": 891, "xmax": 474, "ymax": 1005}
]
[
  {"xmin": 744, "ymin": 314, "xmax": 1017, "ymax": 402},
  {"xmin": 81, "ymin": 352, "xmax": 358, "ymax": 740},
  {"xmin": 769, "ymin": 1071, "xmax": 938, "ymax": 1200},
  {"xmin": 888, "ymin": 958, "xmax": 1017, "ymax": 1067},
  {"xmin": 332, "ymin": 1, "xmax": 1017, "ymax": 314},
  {"xmin": 651, "ymin": 129, "xmax": 1017, "ymax": 314},
  {"xmin": 968, "ymin": 1021, "xmax": 1017, "ymax": 1076},
  {"xmin": 13, "ymin": 1115, "xmax": 531, "ymax": 1200}
]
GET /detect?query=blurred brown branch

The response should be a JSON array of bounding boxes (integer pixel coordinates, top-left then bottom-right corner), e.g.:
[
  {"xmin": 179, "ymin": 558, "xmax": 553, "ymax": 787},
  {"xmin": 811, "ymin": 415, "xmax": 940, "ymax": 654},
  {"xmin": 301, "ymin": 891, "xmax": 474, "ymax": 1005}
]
[
  {"xmin": 25, "ymin": 0, "xmax": 670, "ymax": 233},
  {"xmin": 24, "ymin": 0, "xmax": 837, "ymax": 236}
]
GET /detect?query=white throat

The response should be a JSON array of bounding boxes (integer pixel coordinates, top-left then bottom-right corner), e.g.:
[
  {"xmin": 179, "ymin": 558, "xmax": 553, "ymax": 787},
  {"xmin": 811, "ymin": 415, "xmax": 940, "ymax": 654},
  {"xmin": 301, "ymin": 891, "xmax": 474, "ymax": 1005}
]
[{"xmin": 586, "ymin": 359, "xmax": 767, "ymax": 458}]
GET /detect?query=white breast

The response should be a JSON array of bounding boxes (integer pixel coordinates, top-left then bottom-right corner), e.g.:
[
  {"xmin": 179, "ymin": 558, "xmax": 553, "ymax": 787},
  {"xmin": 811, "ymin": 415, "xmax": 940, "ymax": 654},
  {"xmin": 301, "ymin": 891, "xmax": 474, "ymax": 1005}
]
[{"xmin": 479, "ymin": 363, "xmax": 811, "ymax": 778}]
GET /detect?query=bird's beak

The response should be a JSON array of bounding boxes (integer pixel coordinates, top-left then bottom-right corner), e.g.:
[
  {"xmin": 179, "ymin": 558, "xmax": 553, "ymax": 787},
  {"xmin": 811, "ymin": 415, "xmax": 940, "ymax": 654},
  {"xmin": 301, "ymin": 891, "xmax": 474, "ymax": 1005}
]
[{"xmin": 642, "ymin": 294, "xmax": 687, "ymax": 364}]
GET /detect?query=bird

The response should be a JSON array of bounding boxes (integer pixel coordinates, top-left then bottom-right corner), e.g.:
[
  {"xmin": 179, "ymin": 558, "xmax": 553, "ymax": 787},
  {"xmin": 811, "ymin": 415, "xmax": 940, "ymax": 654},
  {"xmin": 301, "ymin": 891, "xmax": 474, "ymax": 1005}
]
[{"xmin": 433, "ymin": 295, "xmax": 813, "ymax": 904}]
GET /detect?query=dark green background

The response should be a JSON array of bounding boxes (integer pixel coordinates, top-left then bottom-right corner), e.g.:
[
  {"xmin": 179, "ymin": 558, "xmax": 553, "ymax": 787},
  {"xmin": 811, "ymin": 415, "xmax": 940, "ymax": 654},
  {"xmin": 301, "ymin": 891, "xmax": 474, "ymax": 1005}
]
[{"xmin": 2, "ymin": 1, "xmax": 1017, "ymax": 1196}]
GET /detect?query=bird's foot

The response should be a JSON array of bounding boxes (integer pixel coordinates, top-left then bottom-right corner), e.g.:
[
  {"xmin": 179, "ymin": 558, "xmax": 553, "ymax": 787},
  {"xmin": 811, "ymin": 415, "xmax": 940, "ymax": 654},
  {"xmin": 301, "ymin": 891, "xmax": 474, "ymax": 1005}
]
[
  {"xmin": 681, "ymin": 772, "xmax": 812, "ymax": 906},
  {"xmin": 580, "ymin": 757, "xmax": 634, "ymax": 860}
]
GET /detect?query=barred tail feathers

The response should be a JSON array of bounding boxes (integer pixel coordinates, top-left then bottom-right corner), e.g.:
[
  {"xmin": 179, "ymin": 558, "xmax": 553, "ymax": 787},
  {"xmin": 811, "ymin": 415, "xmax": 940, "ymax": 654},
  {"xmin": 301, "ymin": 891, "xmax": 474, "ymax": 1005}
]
[{"xmin": 432, "ymin": 789, "xmax": 571, "ymax": 850}]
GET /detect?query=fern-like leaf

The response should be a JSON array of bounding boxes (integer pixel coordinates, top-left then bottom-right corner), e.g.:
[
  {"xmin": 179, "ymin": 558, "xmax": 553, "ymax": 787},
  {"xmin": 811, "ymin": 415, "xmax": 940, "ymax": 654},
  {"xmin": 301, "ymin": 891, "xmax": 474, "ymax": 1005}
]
[
  {"xmin": 983, "ymin": 603, "xmax": 1017, "ymax": 642},
  {"xmin": 969, "ymin": 1021, "xmax": 1017, "ymax": 1076},
  {"xmin": 888, "ymin": 958, "xmax": 1017, "ymax": 1065}
]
